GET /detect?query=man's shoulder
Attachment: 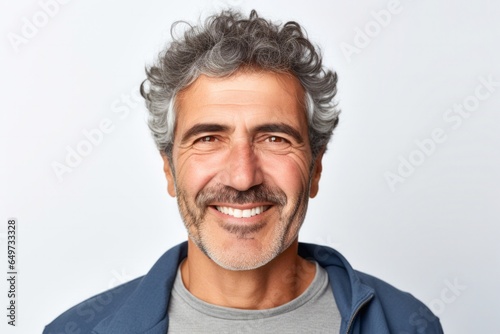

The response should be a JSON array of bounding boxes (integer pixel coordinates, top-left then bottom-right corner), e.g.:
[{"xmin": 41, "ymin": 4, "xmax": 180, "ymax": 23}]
[
  {"xmin": 299, "ymin": 242, "xmax": 443, "ymax": 333},
  {"xmin": 355, "ymin": 270, "xmax": 443, "ymax": 332},
  {"xmin": 355, "ymin": 269, "xmax": 424, "ymax": 307},
  {"xmin": 44, "ymin": 242, "xmax": 187, "ymax": 334},
  {"xmin": 43, "ymin": 277, "xmax": 143, "ymax": 334}
]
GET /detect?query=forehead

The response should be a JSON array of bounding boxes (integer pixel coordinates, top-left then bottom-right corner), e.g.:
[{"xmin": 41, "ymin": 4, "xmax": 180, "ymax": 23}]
[{"xmin": 175, "ymin": 70, "xmax": 307, "ymax": 128}]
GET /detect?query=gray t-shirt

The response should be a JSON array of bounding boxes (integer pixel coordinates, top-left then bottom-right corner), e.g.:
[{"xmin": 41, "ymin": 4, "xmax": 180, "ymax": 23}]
[{"xmin": 167, "ymin": 261, "xmax": 341, "ymax": 333}]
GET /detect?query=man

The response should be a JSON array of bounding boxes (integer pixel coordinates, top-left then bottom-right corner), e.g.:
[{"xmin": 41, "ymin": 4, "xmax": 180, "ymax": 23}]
[{"xmin": 45, "ymin": 10, "xmax": 443, "ymax": 333}]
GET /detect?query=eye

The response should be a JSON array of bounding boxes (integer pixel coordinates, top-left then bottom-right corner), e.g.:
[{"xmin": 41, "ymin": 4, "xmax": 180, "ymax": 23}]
[
  {"xmin": 265, "ymin": 136, "xmax": 288, "ymax": 143},
  {"xmin": 195, "ymin": 136, "xmax": 218, "ymax": 143},
  {"xmin": 260, "ymin": 135, "xmax": 292, "ymax": 154}
]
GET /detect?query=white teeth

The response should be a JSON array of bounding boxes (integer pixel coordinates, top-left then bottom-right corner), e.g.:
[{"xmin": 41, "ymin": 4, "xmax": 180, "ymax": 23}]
[{"xmin": 215, "ymin": 205, "xmax": 268, "ymax": 218}]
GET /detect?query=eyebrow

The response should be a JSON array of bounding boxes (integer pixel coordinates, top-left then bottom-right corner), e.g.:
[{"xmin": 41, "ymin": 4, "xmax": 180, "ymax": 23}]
[{"xmin": 180, "ymin": 122, "xmax": 304, "ymax": 144}]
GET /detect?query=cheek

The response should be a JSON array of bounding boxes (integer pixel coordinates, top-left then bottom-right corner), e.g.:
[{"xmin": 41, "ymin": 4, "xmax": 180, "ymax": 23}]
[
  {"xmin": 175, "ymin": 153, "xmax": 222, "ymax": 193},
  {"xmin": 261, "ymin": 153, "xmax": 311, "ymax": 190}
]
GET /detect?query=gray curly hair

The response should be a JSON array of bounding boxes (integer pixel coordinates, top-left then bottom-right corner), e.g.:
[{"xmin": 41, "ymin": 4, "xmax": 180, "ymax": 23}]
[{"xmin": 140, "ymin": 9, "xmax": 340, "ymax": 161}]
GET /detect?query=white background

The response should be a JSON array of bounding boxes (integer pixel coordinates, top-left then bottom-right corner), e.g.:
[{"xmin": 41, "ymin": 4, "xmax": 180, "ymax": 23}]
[{"xmin": 1, "ymin": 0, "xmax": 499, "ymax": 333}]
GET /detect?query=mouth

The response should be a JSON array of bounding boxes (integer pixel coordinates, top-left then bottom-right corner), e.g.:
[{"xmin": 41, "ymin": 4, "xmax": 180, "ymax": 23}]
[{"xmin": 214, "ymin": 205, "xmax": 271, "ymax": 218}]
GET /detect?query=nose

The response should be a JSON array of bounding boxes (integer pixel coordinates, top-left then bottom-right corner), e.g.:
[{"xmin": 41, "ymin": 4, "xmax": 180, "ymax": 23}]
[{"xmin": 223, "ymin": 141, "xmax": 263, "ymax": 191}]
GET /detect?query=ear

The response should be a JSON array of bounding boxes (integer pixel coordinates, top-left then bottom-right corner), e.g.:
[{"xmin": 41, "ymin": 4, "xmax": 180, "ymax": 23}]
[
  {"xmin": 161, "ymin": 152, "xmax": 176, "ymax": 197},
  {"xmin": 309, "ymin": 149, "xmax": 325, "ymax": 198}
]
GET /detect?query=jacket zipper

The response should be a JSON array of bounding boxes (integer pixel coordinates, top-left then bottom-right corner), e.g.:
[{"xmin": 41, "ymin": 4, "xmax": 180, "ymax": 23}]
[{"xmin": 345, "ymin": 297, "xmax": 373, "ymax": 334}]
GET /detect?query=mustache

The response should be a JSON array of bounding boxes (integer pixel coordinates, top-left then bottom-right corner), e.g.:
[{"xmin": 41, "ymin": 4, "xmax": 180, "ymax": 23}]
[{"xmin": 196, "ymin": 184, "xmax": 287, "ymax": 207}]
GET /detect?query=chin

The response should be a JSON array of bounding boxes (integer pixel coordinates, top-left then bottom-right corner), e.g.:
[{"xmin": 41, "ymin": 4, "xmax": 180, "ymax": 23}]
[
  {"xmin": 209, "ymin": 252, "xmax": 278, "ymax": 271},
  {"xmin": 202, "ymin": 234, "xmax": 296, "ymax": 271}
]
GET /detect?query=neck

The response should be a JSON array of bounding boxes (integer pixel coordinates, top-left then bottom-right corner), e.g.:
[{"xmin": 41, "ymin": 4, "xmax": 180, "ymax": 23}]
[{"xmin": 181, "ymin": 239, "xmax": 316, "ymax": 310}]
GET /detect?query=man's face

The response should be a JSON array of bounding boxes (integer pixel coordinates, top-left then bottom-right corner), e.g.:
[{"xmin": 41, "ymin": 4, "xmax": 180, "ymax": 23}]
[{"xmin": 163, "ymin": 70, "xmax": 323, "ymax": 270}]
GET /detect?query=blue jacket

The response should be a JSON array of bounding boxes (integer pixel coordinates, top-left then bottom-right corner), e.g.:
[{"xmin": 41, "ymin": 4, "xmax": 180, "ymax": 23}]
[{"xmin": 44, "ymin": 242, "xmax": 444, "ymax": 333}]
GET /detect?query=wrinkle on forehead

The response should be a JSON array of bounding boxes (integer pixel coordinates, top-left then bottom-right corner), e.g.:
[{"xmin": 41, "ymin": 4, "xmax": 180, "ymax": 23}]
[{"xmin": 176, "ymin": 70, "xmax": 306, "ymax": 113}]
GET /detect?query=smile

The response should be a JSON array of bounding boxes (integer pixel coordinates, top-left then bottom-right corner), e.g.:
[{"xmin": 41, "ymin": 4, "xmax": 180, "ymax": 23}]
[{"xmin": 215, "ymin": 205, "xmax": 270, "ymax": 218}]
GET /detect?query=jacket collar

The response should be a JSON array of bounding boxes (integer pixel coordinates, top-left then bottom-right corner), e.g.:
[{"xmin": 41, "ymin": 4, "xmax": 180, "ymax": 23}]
[
  {"xmin": 94, "ymin": 242, "xmax": 374, "ymax": 333},
  {"xmin": 298, "ymin": 243, "xmax": 374, "ymax": 333},
  {"xmin": 93, "ymin": 242, "xmax": 187, "ymax": 334}
]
